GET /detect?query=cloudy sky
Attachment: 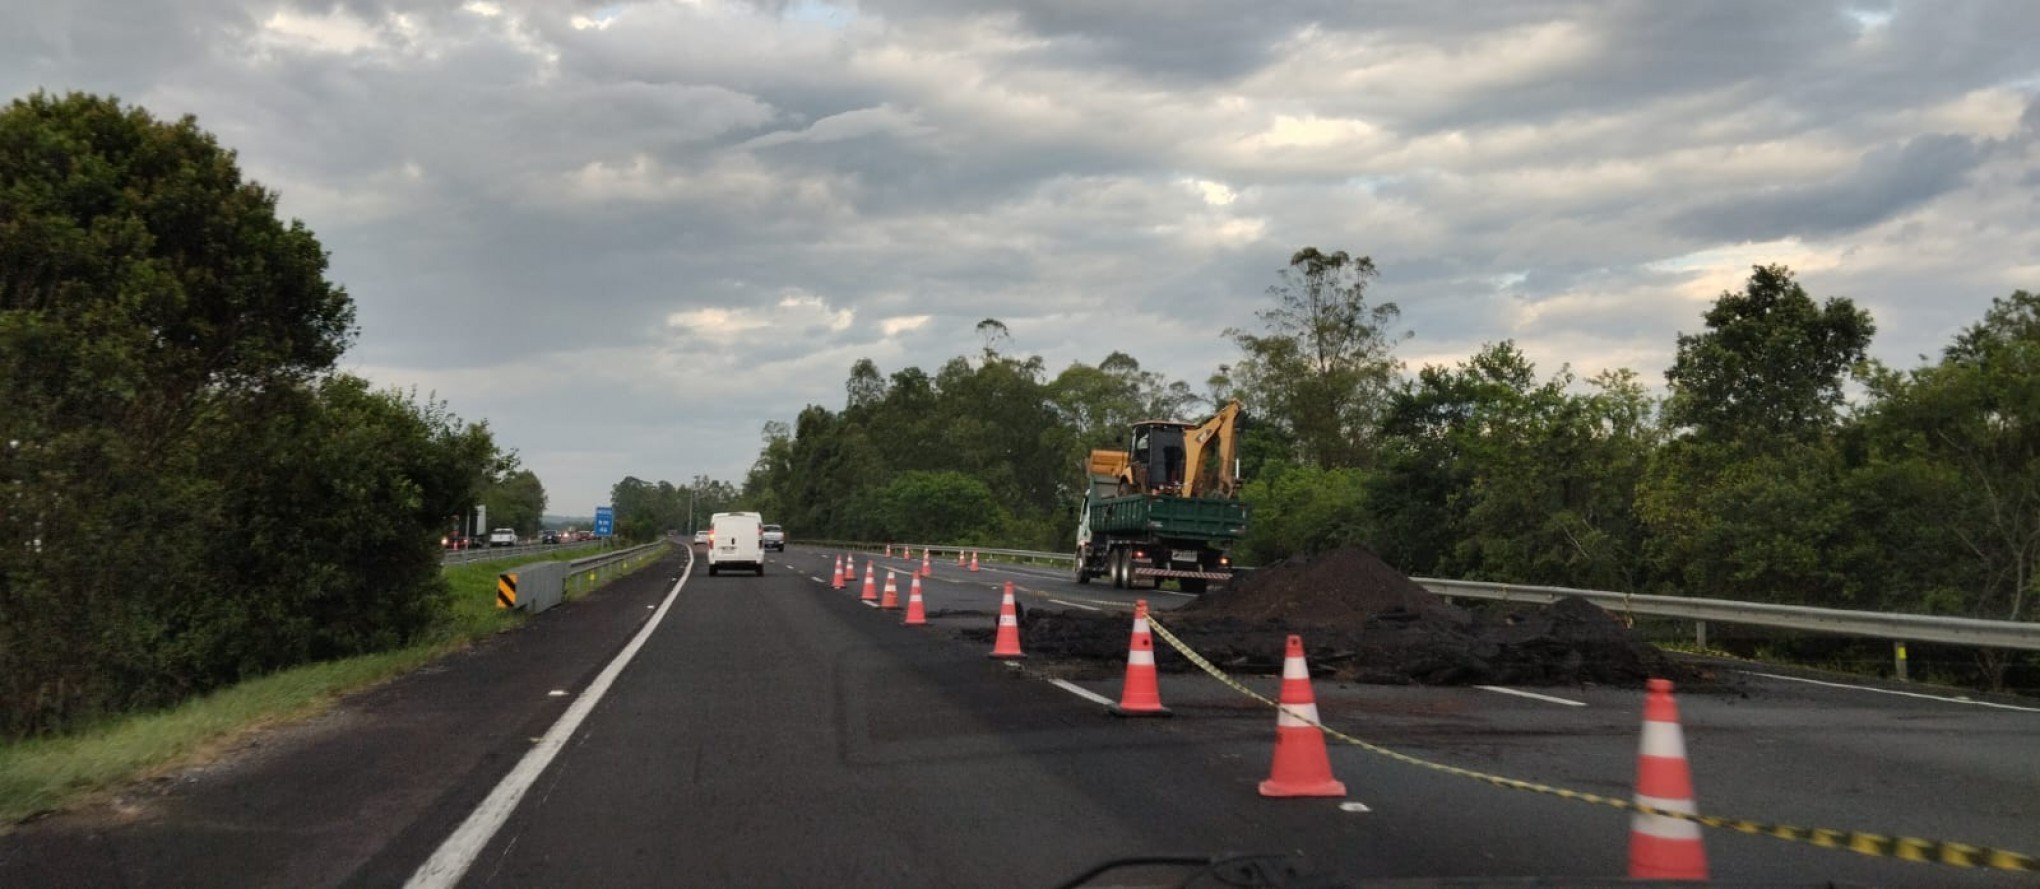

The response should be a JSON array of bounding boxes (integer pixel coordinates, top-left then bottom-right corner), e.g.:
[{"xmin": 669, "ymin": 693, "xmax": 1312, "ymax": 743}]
[{"xmin": 7, "ymin": 1, "xmax": 2039, "ymax": 513}]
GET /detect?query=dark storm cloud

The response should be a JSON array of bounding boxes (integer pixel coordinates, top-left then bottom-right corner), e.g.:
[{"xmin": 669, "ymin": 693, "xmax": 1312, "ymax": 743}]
[{"xmin": 1672, "ymin": 133, "xmax": 1987, "ymax": 241}]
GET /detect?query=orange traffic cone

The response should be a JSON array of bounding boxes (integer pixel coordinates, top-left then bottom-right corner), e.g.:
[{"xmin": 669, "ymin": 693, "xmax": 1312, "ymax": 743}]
[
  {"xmin": 1258, "ymin": 635, "xmax": 1345, "ymax": 798},
  {"xmin": 860, "ymin": 562, "xmax": 878, "ymax": 603},
  {"xmin": 989, "ymin": 581, "xmax": 1025, "ymax": 659},
  {"xmin": 920, "ymin": 548, "xmax": 932, "ymax": 578},
  {"xmin": 957, "ymin": 550, "xmax": 966, "ymax": 567},
  {"xmin": 1112, "ymin": 600, "xmax": 1170, "ymax": 716},
  {"xmin": 881, "ymin": 570, "xmax": 900, "ymax": 609},
  {"xmin": 904, "ymin": 575, "xmax": 927, "ymax": 626},
  {"xmin": 1630, "ymin": 678, "xmax": 1707, "ymax": 881},
  {"xmin": 969, "ymin": 551, "xmax": 980, "ymax": 572},
  {"xmin": 884, "ymin": 543, "xmax": 892, "ymax": 557},
  {"xmin": 832, "ymin": 556, "xmax": 845, "ymax": 590},
  {"xmin": 846, "ymin": 556, "xmax": 858, "ymax": 582}
]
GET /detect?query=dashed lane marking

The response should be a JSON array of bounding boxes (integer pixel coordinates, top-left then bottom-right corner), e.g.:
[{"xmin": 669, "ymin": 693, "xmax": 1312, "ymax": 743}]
[
  {"xmin": 1047, "ymin": 677, "xmax": 1118, "ymax": 708},
  {"xmin": 1475, "ymin": 686, "xmax": 1587, "ymax": 707},
  {"xmin": 1745, "ymin": 671, "xmax": 2040, "ymax": 713},
  {"xmin": 1049, "ymin": 598, "xmax": 1102, "ymax": 612}
]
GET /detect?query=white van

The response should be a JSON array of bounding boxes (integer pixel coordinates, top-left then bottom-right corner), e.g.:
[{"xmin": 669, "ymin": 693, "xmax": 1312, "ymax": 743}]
[{"xmin": 707, "ymin": 511, "xmax": 765, "ymax": 576}]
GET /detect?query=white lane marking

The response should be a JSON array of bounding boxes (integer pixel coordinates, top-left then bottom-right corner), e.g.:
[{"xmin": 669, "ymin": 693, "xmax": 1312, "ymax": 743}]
[
  {"xmin": 1745, "ymin": 671, "xmax": 2040, "ymax": 713},
  {"xmin": 1338, "ymin": 802, "xmax": 1372, "ymax": 813},
  {"xmin": 862, "ymin": 600, "xmax": 878, "ymax": 608},
  {"xmin": 546, "ymin": 690, "xmax": 568, "ymax": 697},
  {"xmin": 1047, "ymin": 677, "xmax": 1118, "ymax": 708},
  {"xmin": 406, "ymin": 546, "xmax": 696, "ymax": 889},
  {"xmin": 809, "ymin": 576, "xmax": 824, "ymax": 583},
  {"xmin": 1049, "ymin": 598, "xmax": 1102, "ymax": 612},
  {"xmin": 1475, "ymin": 686, "xmax": 1587, "ymax": 707}
]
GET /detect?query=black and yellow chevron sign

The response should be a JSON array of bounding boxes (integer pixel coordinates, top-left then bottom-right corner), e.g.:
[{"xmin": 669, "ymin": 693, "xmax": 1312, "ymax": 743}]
[{"xmin": 496, "ymin": 572, "xmax": 518, "ymax": 610}]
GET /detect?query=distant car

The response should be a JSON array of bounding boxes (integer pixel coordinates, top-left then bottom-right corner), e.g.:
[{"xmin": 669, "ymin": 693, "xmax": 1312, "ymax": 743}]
[
  {"xmin": 540, "ymin": 530, "xmax": 560, "ymax": 544},
  {"xmin": 761, "ymin": 524, "xmax": 785, "ymax": 551},
  {"xmin": 693, "ymin": 530, "xmax": 708, "ymax": 545},
  {"xmin": 488, "ymin": 527, "xmax": 518, "ymax": 547},
  {"xmin": 442, "ymin": 533, "xmax": 470, "ymax": 550}
]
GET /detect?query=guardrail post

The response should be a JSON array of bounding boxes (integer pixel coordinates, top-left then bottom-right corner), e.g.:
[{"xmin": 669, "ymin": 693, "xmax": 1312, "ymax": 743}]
[
  {"xmin": 1694, "ymin": 620, "xmax": 1707, "ymax": 649},
  {"xmin": 1894, "ymin": 640, "xmax": 1909, "ymax": 681}
]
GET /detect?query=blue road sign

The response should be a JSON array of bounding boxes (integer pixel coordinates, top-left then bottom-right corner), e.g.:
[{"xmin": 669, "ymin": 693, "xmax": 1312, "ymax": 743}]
[{"xmin": 593, "ymin": 506, "xmax": 615, "ymax": 537}]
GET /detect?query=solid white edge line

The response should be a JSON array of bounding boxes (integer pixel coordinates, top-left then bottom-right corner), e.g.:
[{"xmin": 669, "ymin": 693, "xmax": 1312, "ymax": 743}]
[
  {"xmin": 1745, "ymin": 671, "xmax": 2040, "ymax": 713},
  {"xmin": 1048, "ymin": 598, "xmax": 1103, "ymax": 612},
  {"xmin": 1475, "ymin": 685, "xmax": 1587, "ymax": 707},
  {"xmin": 404, "ymin": 545, "xmax": 696, "ymax": 888},
  {"xmin": 1047, "ymin": 677, "xmax": 1118, "ymax": 708}
]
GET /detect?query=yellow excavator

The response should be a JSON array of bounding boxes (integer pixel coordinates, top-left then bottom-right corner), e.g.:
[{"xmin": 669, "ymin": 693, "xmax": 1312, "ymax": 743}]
[
  {"xmin": 1086, "ymin": 399, "xmax": 1244, "ymax": 498},
  {"xmin": 1075, "ymin": 400, "xmax": 1249, "ymax": 592}
]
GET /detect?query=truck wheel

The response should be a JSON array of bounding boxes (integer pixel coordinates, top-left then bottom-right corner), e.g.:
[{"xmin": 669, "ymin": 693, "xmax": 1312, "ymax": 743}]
[
  {"xmin": 709, "ymin": 565, "xmax": 719, "ymax": 576},
  {"xmin": 1073, "ymin": 553, "xmax": 1090, "ymax": 585},
  {"xmin": 1180, "ymin": 578, "xmax": 1208, "ymax": 594},
  {"xmin": 1109, "ymin": 549, "xmax": 1126, "ymax": 589},
  {"xmin": 756, "ymin": 564, "xmax": 765, "ymax": 577}
]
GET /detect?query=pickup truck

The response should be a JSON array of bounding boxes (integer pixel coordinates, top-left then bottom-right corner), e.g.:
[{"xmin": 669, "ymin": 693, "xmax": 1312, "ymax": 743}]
[
  {"xmin": 762, "ymin": 524, "xmax": 786, "ymax": 551},
  {"xmin": 488, "ymin": 528, "xmax": 518, "ymax": 547}
]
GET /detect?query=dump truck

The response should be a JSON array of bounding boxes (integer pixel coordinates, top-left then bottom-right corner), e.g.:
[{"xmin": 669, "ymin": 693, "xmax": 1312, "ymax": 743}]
[{"xmin": 1071, "ymin": 400, "xmax": 1249, "ymax": 592}]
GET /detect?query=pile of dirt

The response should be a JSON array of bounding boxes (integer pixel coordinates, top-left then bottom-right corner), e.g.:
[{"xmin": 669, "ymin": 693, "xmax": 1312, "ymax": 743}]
[
  {"xmin": 959, "ymin": 546, "xmax": 1687, "ymax": 688},
  {"xmin": 1178, "ymin": 546, "xmax": 1470, "ymax": 627}
]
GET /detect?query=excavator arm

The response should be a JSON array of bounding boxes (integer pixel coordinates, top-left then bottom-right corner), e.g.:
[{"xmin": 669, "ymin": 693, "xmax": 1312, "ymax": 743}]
[{"xmin": 1182, "ymin": 399, "xmax": 1242, "ymax": 498}]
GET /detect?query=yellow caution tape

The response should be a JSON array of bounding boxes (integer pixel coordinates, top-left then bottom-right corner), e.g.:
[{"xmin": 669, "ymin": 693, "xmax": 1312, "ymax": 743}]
[{"xmin": 1142, "ymin": 614, "xmax": 2036, "ymax": 873}]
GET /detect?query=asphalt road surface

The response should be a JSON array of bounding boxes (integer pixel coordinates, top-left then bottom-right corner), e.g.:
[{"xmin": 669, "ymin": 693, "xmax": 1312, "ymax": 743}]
[{"xmin": 4, "ymin": 544, "xmax": 2034, "ymax": 887}]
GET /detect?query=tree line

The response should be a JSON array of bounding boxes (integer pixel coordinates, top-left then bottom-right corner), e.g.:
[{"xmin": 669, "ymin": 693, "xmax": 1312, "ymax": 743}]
[
  {"xmin": 739, "ymin": 251, "xmax": 2037, "ymax": 684},
  {"xmin": 0, "ymin": 94, "xmax": 550, "ymax": 737}
]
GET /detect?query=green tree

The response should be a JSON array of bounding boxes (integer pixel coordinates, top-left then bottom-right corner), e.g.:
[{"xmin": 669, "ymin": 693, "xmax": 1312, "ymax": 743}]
[
  {"xmin": 873, "ymin": 471, "xmax": 1001, "ymax": 543},
  {"xmin": 1663, "ymin": 264, "xmax": 1874, "ymax": 445},
  {"xmin": 1845, "ymin": 292, "xmax": 2040, "ymax": 685},
  {"xmin": 1226, "ymin": 247, "xmax": 1407, "ymax": 467},
  {"xmin": 481, "ymin": 468, "xmax": 547, "ymax": 537},
  {"xmin": 1640, "ymin": 266, "xmax": 1872, "ymax": 604}
]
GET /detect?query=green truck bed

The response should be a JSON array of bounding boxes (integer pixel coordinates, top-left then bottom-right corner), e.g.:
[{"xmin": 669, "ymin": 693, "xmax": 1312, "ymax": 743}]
[{"xmin": 1089, "ymin": 493, "xmax": 1249, "ymax": 543}]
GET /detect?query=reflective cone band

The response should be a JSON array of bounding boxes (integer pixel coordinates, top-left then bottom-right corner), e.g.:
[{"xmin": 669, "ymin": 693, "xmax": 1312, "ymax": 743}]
[
  {"xmin": 1112, "ymin": 600, "xmax": 1170, "ymax": 716},
  {"xmin": 904, "ymin": 574, "xmax": 927, "ymax": 626},
  {"xmin": 920, "ymin": 548, "xmax": 932, "ymax": 578},
  {"xmin": 885, "ymin": 544, "xmax": 892, "ymax": 557},
  {"xmin": 881, "ymin": 570, "xmax": 900, "ymax": 609},
  {"xmin": 861, "ymin": 562, "xmax": 878, "ymax": 603},
  {"xmin": 1630, "ymin": 678, "xmax": 1706, "ymax": 881},
  {"xmin": 1258, "ymin": 635, "xmax": 1345, "ymax": 798},
  {"xmin": 989, "ymin": 581, "xmax": 1025, "ymax": 659},
  {"xmin": 832, "ymin": 556, "xmax": 845, "ymax": 590},
  {"xmin": 969, "ymin": 551, "xmax": 980, "ymax": 572},
  {"xmin": 957, "ymin": 551, "xmax": 966, "ymax": 567}
]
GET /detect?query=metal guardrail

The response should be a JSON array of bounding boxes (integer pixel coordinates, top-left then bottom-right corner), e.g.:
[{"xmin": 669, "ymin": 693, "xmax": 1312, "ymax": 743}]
[
  {"xmin": 805, "ymin": 540, "xmax": 2040, "ymax": 656},
  {"xmin": 1414, "ymin": 578, "xmax": 2040, "ymax": 652},
  {"xmin": 440, "ymin": 540, "xmax": 605, "ymax": 565},
  {"xmin": 567, "ymin": 541, "xmax": 663, "ymax": 572}
]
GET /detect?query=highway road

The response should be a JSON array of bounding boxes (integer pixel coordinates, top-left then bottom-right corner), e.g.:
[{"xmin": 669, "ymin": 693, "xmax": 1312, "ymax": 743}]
[{"xmin": 4, "ymin": 544, "xmax": 2034, "ymax": 886}]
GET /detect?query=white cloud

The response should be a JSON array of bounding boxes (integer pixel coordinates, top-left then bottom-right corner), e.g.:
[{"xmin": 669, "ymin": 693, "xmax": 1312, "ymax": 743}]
[
  {"xmin": 881, "ymin": 315, "xmax": 931, "ymax": 336},
  {"xmin": 258, "ymin": 8, "xmax": 383, "ymax": 55}
]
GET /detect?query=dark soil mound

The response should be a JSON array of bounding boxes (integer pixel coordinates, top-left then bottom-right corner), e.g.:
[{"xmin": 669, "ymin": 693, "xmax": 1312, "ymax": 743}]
[
  {"xmin": 962, "ymin": 546, "xmax": 1686, "ymax": 688},
  {"xmin": 1182, "ymin": 545, "xmax": 1468, "ymax": 627}
]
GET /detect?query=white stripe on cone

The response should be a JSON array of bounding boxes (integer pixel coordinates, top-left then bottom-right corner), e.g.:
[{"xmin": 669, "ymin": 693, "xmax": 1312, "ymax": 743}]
[
  {"xmin": 1276, "ymin": 702, "xmax": 1321, "ymax": 728},
  {"xmin": 1128, "ymin": 650, "xmax": 1155, "ymax": 666},
  {"xmin": 1632, "ymin": 793, "xmax": 1703, "ymax": 840},
  {"xmin": 1639, "ymin": 720, "xmax": 1687, "ymax": 759},
  {"xmin": 1282, "ymin": 656, "xmax": 1309, "ymax": 680}
]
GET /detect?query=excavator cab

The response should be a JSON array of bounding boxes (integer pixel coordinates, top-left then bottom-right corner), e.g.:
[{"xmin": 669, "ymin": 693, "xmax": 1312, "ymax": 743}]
[{"xmin": 1127, "ymin": 420, "xmax": 1191, "ymax": 495}]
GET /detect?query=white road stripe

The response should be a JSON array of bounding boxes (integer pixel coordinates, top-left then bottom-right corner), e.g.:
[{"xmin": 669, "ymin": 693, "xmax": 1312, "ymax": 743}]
[
  {"xmin": 1745, "ymin": 671, "xmax": 2040, "ymax": 713},
  {"xmin": 1047, "ymin": 677, "xmax": 1118, "ymax": 708},
  {"xmin": 808, "ymin": 576, "xmax": 824, "ymax": 583},
  {"xmin": 406, "ymin": 545, "xmax": 696, "ymax": 889},
  {"xmin": 1049, "ymin": 598, "xmax": 1102, "ymax": 612},
  {"xmin": 1475, "ymin": 686, "xmax": 1587, "ymax": 707}
]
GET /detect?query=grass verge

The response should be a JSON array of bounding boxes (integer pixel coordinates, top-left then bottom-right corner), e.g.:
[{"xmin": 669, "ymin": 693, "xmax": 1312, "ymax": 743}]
[{"xmin": 0, "ymin": 541, "xmax": 669, "ymax": 826}]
